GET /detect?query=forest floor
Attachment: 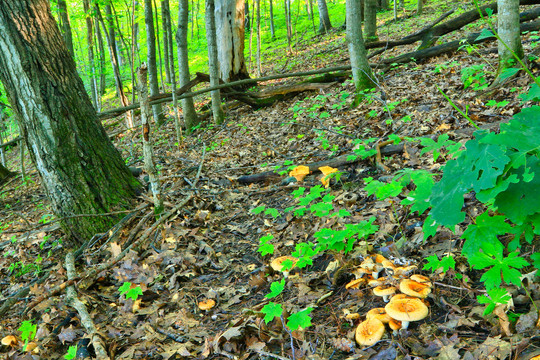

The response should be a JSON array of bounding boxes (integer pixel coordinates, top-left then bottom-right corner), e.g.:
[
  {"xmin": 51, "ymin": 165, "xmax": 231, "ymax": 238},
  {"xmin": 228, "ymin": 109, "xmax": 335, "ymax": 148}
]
[{"xmin": 1, "ymin": 1, "xmax": 540, "ymax": 359}]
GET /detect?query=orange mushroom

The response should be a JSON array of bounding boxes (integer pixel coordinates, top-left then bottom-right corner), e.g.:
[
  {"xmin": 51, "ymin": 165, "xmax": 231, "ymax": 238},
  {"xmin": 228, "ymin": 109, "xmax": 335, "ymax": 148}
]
[
  {"xmin": 319, "ymin": 166, "xmax": 338, "ymax": 188},
  {"xmin": 289, "ymin": 165, "xmax": 310, "ymax": 182}
]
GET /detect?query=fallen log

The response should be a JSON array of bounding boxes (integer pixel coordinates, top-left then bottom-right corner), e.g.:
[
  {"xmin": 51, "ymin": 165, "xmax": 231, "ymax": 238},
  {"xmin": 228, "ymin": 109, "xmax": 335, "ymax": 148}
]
[
  {"xmin": 366, "ymin": 1, "xmax": 540, "ymax": 52},
  {"xmin": 97, "ymin": 66, "xmax": 351, "ymax": 120},
  {"xmin": 0, "ymin": 135, "xmax": 21, "ymax": 149},
  {"xmin": 237, "ymin": 144, "xmax": 404, "ymax": 185},
  {"xmin": 379, "ymin": 19, "xmax": 540, "ymax": 68}
]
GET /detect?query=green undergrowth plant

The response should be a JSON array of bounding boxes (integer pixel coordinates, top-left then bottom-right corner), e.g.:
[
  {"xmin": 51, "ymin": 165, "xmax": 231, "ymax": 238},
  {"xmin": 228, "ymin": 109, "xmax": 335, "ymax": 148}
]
[{"xmin": 252, "ymin": 162, "xmax": 379, "ymax": 330}]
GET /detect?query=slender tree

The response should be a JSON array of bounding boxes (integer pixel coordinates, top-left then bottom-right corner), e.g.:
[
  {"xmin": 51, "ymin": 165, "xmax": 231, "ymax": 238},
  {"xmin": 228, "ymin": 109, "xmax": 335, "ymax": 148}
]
[
  {"xmin": 497, "ymin": 0, "xmax": 523, "ymax": 72},
  {"xmin": 162, "ymin": 0, "xmax": 172, "ymax": 83},
  {"xmin": 417, "ymin": 0, "xmax": 423, "ymax": 15},
  {"xmin": 205, "ymin": 0, "xmax": 225, "ymax": 123},
  {"xmin": 364, "ymin": 0, "xmax": 378, "ymax": 42},
  {"xmin": 347, "ymin": 0, "xmax": 375, "ymax": 105},
  {"xmin": 269, "ymin": 0, "xmax": 276, "ymax": 39},
  {"xmin": 57, "ymin": 0, "xmax": 75, "ymax": 56},
  {"xmin": 83, "ymin": 0, "xmax": 99, "ymax": 110},
  {"xmin": 215, "ymin": 0, "xmax": 250, "ymax": 82},
  {"xmin": 317, "ymin": 0, "xmax": 332, "ymax": 33},
  {"xmin": 177, "ymin": 0, "xmax": 200, "ymax": 132},
  {"xmin": 256, "ymin": 0, "xmax": 261, "ymax": 76},
  {"xmin": 144, "ymin": 0, "xmax": 165, "ymax": 125},
  {"xmin": 0, "ymin": 0, "xmax": 140, "ymax": 245}
]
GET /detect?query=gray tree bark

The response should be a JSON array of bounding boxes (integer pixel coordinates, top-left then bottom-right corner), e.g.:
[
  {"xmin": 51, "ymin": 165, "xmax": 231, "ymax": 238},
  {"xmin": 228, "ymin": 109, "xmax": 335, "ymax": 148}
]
[
  {"xmin": 364, "ymin": 0, "xmax": 378, "ymax": 42},
  {"xmin": 347, "ymin": 0, "xmax": 376, "ymax": 102},
  {"xmin": 177, "ymin": 0, "xmax": 200, "ymax": 132},
  {"xmin": 0, "ymin": 0, "xmax": 140, "ymax": 245},
  {"xmin": 498, "ymin": 0, "xmax": 523, "ymax": 70},
  {"xmin": 215, "ymin": 0, "xmax": 250, "ymax": 82},
  {"xmin": 162, "ymin": 0, "xmax": 172, "ymax": 83},
  {"xmin": 144, "ymin": 0, "xmax": 165, "ymax": 125},
  {"xmin": 317, "ymin": 0, "xmax": 332, "ymax": 33},
  {"xmin": 205, "ymin": 0, "xmax": 225, "ymax": 123},
  {"xmin": 269, "ymin": 0, "xmax": 276, "ymax": 39}
]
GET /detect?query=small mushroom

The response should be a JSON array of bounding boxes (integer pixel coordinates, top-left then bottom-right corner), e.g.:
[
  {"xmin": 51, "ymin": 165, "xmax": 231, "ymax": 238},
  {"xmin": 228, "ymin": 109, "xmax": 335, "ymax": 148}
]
[
  {"xmin": 346, "ymin": 278, "xmax": 365, "ymax": 289},
  {"xmin": 319, "ymin": 166, "xmax": 339, "ymax": 188},
  {"xmin": 410, "ymin": 274, "xmax": 432, "ymax": 286},
  {"xmin": 368, "ymin": 277, "xmax": 386, "ymax": 287},
  {"xmin": 270, "ymin": 256, "xmax": 297, "ymax": 278},
  {"xmin": 389, "ymin": 293, "xmax": 415, "ymax": 302},
  {"xmin": 393, "ymin": 265, "xmax": 417, "ymax": 277},
  {"xmin": 366, "ymin": 307, "xmax": 392, "ymax": 323},
  {"xmin": 372, "ymin": 263, "xmax": 385, "ymax": 279},
  {"xmin": 373, "ymin": 285, "xmax": 397, "ymax": 302},
  {"xmin": 355, "ymin": 318, "xmax": 385, "ymax": 346},
  {"xmin": 385, "ymin": 298, "xmax": 429, "ymax": 329},
  {"xmin": 400, "ymin": 279, "xmax": 431, "ymax": 298},
  {"xmin": 198, "ymin": 299, "xmax": 216, "ymax": 311},
  {"xmin": 289, "ymin": 165, "xmax": 310, "ymax": 182},
  {"xmin": 388, "ymin": 318, "xmax": 402, "ymax": 335}
]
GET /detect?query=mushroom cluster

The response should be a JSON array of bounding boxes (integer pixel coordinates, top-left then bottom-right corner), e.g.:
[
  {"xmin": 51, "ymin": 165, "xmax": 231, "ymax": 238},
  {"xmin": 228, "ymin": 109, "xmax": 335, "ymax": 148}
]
[{"xmin": 351, "ymin": 255, "xmax": 433, "ymax": 347}]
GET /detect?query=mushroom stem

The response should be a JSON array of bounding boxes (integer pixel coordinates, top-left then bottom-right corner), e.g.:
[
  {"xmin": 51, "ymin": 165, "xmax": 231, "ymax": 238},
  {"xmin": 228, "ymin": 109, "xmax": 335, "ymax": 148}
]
[
  {"xmin": 383, "ymin": 295, "xmax": 390, "ymax": 302},
  {"xmin": 401, "ymin": 321, "xmax": 410, "ymax": 330}
]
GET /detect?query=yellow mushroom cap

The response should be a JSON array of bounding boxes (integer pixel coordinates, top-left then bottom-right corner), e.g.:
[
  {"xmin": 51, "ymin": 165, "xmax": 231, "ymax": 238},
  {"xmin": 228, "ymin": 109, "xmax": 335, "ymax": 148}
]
[
  {"xmin": 319, "ymin": 166, "xmax": 338, "ymax": 188},
  {"xmin": 198, "ymin": 299, "xmax": 216, "ymax": 311},
  {"xmin": 355, "ymin": 318, "xmax": 385, "ymax": 346},
  {"xmin": 410, "ymin": 274, "xmax": 432, "ymax": 286},
  {"xmin": 384, "ymin": 298, "xmax": 429, "ymax": 329},
  {"xmin": 270, "ymin": 256, "xmax": 297, "ymax": 273},
  {"xmin": 367, "ymin": 277, "xmax": 386, "ymax": 287},
  {"xmin": 381, "ymin": 259, "xmax": 396, "ymax": 270},
  {"xmin": 289, "ymin": 165, "xmax": 310, "ymax": 182},
  {"xmin": 389, "ymin": 293, "xmax": 416, "ymax": 302},
  {"xmin": 366, "ymin": 308, "xmax": 392, "ymax": 323},
  {"xmin": 373, "ymin": 285, "xmax": 397, "ymax": 302},
  {"xmin": 393, "ymin": 265, "xmax": 417, "ymax": 277},
  {"xmin": 346, "ymin": 278, "xmax": 365, "ymax": 289},
  {"xmin": 400, "ymin": 279, "xmax": 431, "ymax": 298},
  {"xmin": 388, "ymin": 318, "xmax": 402, "ymax": 334}
]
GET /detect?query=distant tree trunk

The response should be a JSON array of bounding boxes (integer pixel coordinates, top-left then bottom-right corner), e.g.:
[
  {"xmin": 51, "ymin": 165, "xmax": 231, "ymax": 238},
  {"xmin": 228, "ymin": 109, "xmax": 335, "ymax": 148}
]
[
  {"xmin": 144, "ymin": 0, "xmax": 165, "ymax": 125},
  {"xmin": 317, "ymin": 0, "xmax": 332, "ymax": 33},
  {"xmin": 256, "ymin": 0, "xmax": 261, "ymax": 76},
  {"xmin": 364, "ymin": 0, "xmax": 378, "ymax": 42},
  {"xmin": 57, "ymin": 0, "xmax": 75, "ymax": 56},
  {"xmin": 83, "ymin": 0, "xmax": 99, "ymax": 110},
  {"xmin": 137, "ymin": 66, "xmax": 163, "ymax": 214},
  {"xmin": 95, "ymin": 17, "xmax": 107, "ymax": 96},
  {"xmin": 0, "ymin": 109, "xmax": 5, "ymax": 166},
  {"xmin": 245, "ymin": 0, "xmax": 251, "ymax": 31},
  {"xmin": 347, "ymin": 0, "xmax": 375, "ymax": 105},
  {"xmin": 177, "ymin": 0, "xmax": 199, "ymax": 133},
  {"xmin": 269, "ymin": 0, "xmax": 276, "ymax": 39},
  {"xmin": 205, "ymin": 0, "xmax": 225, "ymax": 123},
  {"xmin": 417, "ymin": 0, "xmax": 423, "ymax": 14},
  {"xmin": 497, "ymin": 0, "xmax": 523, "ymax": 72},
  {"xmin": 0, "ymin": 0, "xmax": 140, "ymax": 245},
  {"xmin": 215, "ymin": 0, "xmax": 250, "ymax": 82},
  {"xmin": 308, "ymin": 0, "xmax": 316, "ymax": 32},
  {"xmin": 98, "ymin": 3, "xmax": 133, "ymax": 127},
  {"xmin": 284, "ymin": 0, "xmax": 292, "ymax": 51},
  {"xmin": 162, "ymin": 0, "xmax": 172, "ymax": 84}
]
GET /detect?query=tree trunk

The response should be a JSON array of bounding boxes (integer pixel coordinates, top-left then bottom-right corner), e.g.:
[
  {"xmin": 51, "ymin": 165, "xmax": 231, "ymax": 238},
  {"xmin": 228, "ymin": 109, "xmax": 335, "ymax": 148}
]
[
  {"xmin": 0, "ymin": 162, "xmax": 13, "ymax": 186},
  {"xmin": 256, "ymin": 0, "xmax": 261, "ymax": 76},
  {"xmin": 95, "ymin": 16, "xmax": 107, "ymax": 96},
  {"xmin": 364, "ymin": 0, "xmax": 378, "ymax": 42},
  {"xmin": 83, "ymin": 0, "xmax": 99, "ymax": 111},
  {"xmin": 57, "ymin": 0, "xmax": 75, "ymax": 56},
  {"xmin": 0, "ymin": 0, "xmax": 140, "ymax": 246},
  {"xmin": 498, "ymin": 0, "xmax": 523, "ymax": 71},
  {"xmin": 205, "ymin": 0, "xmax": 225, "ymax": 123},
  {"xmin": 177, "ymin": 0, "xmax": 200, "ymax": 132},
  {"xmin": 144, "ymin": 0, "xmax": 165, "ymax": 125},
  {"xmin": 284, "ymin": 0, "xmax": 292, "ymax": 52},
  {"xmin": 269, "ymin": 0, "xmax": 276, "ymax": 39},
  {"xmin": 417, "ymin": 0, "xmax": 423, "ymax": 15},
  {"xmin": 98, "ymin": 3, "xmax": 133, "ymax": 128},
  {"xmin": 215, "ymin": 0, "xmax": 250, "ymax": 82},
  {"xmin": 162, "ymin": 0, "xmax": 172, "ymax": 83},
  {"xmin": 347, "ymin": 0, "xmax": 375, "ymax": 101},
  {"xmin": 317, "ymin": 0, "xmax": 332, "ymax": 33}
]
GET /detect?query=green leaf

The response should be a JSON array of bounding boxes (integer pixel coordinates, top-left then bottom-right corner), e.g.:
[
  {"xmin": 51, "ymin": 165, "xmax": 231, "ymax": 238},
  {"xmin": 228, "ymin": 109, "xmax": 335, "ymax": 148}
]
[
  {"xmin": 251, "ymin": 206, "xmax": 265, "ymax": 214},
  {"xmin": 286, "ymin": 307, "xmax": 313, "ymax": 331},
  {"xmin": 519, "ymin": 83, "xmax": 540, "ymax": 102},
  {"xmin": 475, "ymin": 28, "xmax": 495, "ymax": 41},
  {"xmin": 258, "ymin": 234, "xmax": 275, "ymax": 256},
  {"xmin": 261, "ymin": 302, "xmax": 283, "ymax": 324},
  {"xmin": 477, "ymin": 288, "xmax": 511, "ymax": 316},
  {"xmin": 461, "ymin": 212, "xmax": 513, "ymax": 258},
  {"xmin": 265, "ymin": 208, "xmax": 281, "ymax": 218},
  {"xmin": 126, "ymin": 286, "xmax": 143, "ymax": 301},
  {"xmin": 64, "ymin": 345, "xmax": 78, "ymax": 360},
  {"xmin": 499, "ymin": 68, "xmax": 520, "ymax": 81},
  {"xmin": 118, "ymin": 282, "xmax": 132, "ymax": 296},
  {"xmin": 423, "ymin": 254, "xmax": 455, "ymax": 273},
  {"xmin": 422, "ymin": 215, "xmax": 438, "ymax": 241},
  {"xmin": 266, "ymin": 279, "xmax": 285, "ymax": 299},
  {"xmin": 18, "ymin": 320, "xmax": 36, "ymax": 343}
]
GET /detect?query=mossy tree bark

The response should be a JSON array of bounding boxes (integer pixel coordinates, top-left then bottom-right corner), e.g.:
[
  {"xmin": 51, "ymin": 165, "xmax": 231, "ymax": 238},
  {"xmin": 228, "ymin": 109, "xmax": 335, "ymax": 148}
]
[
  {"xmin": 347, "ymin": 0, "xmax": 376, "ymax": 104},
  {"xmin": 0, "ymin": 0, "xmax": 141, "ymax": 246}
]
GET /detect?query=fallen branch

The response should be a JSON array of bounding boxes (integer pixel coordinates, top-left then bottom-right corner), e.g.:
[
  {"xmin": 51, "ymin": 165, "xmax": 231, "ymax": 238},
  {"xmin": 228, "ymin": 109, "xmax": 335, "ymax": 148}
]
[{"xmin": 65, "ymin": 252, "xmax": 110, "ymax": 360}]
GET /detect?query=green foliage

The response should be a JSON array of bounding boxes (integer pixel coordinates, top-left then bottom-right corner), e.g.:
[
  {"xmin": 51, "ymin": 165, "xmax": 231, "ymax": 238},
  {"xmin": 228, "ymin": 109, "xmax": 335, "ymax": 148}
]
[
  {"xmin": 477, "ymin": 288, "xmax": 512, "ymax": 316},
  {"xmin": 64, "ymin": 345, "xmax": 78, "ymax": 360},
  {"xmin": 461, "ymin": 64, "xmax": 489, "ymax": 91},
  {"xmin": 19, "ymin": 320, "xmax": 36, "ymax": 351},
  {"xmin": 118, "ymin": 282, "xmax": 143, "ymax": 301},
  {"xmin": 261, "ymin": 302, "xmax": 283, "ymax": 324},
  {"xmin": 265, "ymin": 279, "xmax": 285, "ymax": 299},
  {"xmin": 286, "ymin": 307, "xmax": 313, "ymax": 331},
  {"xmin": 423, "ymin": 254, "xmax": 456, "ymax": 273},
  {"xmin": 257, "ymin": 234, "xmax": 275, "ymax": 256}
]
